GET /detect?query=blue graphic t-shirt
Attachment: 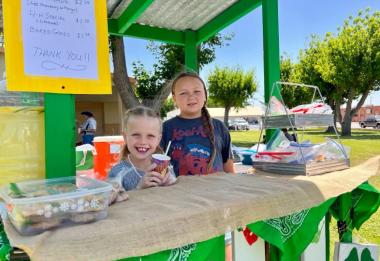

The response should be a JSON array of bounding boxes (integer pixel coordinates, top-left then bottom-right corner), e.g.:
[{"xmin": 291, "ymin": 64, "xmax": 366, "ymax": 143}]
[{"xmin": 161, "ymin": 116, "xmax": 232, "ymax": 176}]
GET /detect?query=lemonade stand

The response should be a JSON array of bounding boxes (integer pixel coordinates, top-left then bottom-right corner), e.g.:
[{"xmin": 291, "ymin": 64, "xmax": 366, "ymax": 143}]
[{"xmin": 0, "ymin": 1, "xmax": 379, "ymax": 260}]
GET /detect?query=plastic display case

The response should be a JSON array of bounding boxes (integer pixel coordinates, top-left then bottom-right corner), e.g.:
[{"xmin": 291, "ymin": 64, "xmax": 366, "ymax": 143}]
[
  {"xmin": 264, "ymin": 114, "xmax": 334, "ymax": 128},
  {"xmin": 0, "ymin": 176, "xmax": 112, "ymax": 235},
  {"xmin": 254, "ymin": 82, "xmax": 350, "ymax": 176}
]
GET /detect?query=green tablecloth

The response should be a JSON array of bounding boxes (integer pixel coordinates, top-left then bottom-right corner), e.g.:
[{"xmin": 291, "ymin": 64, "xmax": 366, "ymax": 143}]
[
  {"xmin": 0, "ymin": 220, "xmax": 11, "ymax": 261},
  {"xmin": 248, "ymin": 198, "xmax": 334, "ymax": 261},
  {"xmin": 245, "ymin": 182, "xmax": 380, "ymax": 261},
  {"xmin": 119, "ymin": 235, "xmax": 225, "ymax": 261},
  {"xmin": 330, "ymin": 182, "xmax": 380, "ymax": 230}
]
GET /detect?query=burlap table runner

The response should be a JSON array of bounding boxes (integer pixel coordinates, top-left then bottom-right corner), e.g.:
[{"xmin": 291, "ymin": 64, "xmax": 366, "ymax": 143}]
[{"xmin": 4, "ymin": 156, "xmax": 380, "ymax": 261}]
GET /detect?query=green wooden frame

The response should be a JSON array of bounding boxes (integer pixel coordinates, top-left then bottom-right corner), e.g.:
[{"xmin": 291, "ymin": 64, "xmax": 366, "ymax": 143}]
[
  {"xmin": 44, "ymin": 1, "xmax": 353, "ymax": 258},
  {"xmin": 115, "ymin": 0, "xmax": 154, "ymax": 34},
  {"xmin": 44, "ymin": 93, "xmax": 76, "ymax": 178},
  {"xmin": 197, "ymin": 0, "xmax": 261, "ymax": 44},
  {"xmin": 108, "ymin": 0, "xmax": 261, "ymax": 46}
]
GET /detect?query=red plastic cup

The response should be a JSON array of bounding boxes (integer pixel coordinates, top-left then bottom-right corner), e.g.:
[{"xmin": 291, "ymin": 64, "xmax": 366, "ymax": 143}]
[
  {"xmin": 93, "ymin": 136, "xmax": 125, "ymax": 180},
  {"xmin": 151, "ymin": 154, "xmax": 171, "ymax": 176}
]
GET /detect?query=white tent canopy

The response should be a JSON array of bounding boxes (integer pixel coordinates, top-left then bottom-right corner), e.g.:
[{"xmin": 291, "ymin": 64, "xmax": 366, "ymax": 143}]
[{"xmin": 166, "ymin": 106, "xmax": 263, "ymax": 122}]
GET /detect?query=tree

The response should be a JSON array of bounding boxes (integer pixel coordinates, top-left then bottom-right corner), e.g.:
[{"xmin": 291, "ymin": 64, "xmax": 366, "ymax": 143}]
[
  {"xmin": 110, "ymin": 36, "xmax": 140, "ymax": 110},
  {"xmin": 290, "ymin": 40, "xmax": 341, "ymax": 132},
  {"xmin": 160, "ymin": 98, "xmax": 175, "ymax": 118},
  {"xmin": 207, "ymin": 66, "xmax": 258, "ymax": 126},
  {"xmin": 279, "ymin": 55, "xmax": 314, "ymax": 109},
  {"xmin": 110, "ymin": 33, "xmax": 233, "ymax": 113},
  {"xmin": 317, "ymin": 10, "xmax": 380, "ymax": 136},
  {"xmin": 205, "ymin": 97, "xmax": 220, "ymax": 108},
  {"xmin": 283, "ymin": 10, "xmax": 380, "ymax": 136},
  {"xmin": 131, "ymin": 61, "xmax": 167, "ymax": 109}
]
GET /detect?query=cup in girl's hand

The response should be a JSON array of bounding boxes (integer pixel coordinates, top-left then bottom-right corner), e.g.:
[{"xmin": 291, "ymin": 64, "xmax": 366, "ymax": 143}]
[{"xmin": 151, "ymin": 154, "xmax": 171, "ymax": 176}]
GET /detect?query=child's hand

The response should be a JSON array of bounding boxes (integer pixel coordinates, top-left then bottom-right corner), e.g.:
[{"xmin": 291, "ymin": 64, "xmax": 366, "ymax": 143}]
[
  {"xmin": 161, "ymin": 170, "xmax": 171, "ymax": 184},
  {"xmin": 161, "ymin": 166, "xmax": 177, "ymax": 186},
  {"xmin": 138, "ymin": 163, "xmax": 164, "ymax": 189}
]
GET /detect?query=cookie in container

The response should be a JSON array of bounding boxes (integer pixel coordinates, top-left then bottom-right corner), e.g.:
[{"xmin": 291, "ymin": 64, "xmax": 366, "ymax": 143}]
[{"xmin": 0, "ymin": 176, "xmax": 112, "ymax": 235}]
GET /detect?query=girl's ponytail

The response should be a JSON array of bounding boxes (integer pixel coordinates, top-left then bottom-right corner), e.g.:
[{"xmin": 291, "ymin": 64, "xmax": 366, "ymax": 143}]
[
  {"xmin": 120, "ymin": 143, "xmax": 130, "ymax": 161},
  {"xmin": 201, "ymin": 106, "xmax": 216, "ymax": 172}
]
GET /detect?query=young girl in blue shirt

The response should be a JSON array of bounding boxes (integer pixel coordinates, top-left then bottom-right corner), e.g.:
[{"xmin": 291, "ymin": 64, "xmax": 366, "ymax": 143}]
[
  {"xmin": 162, "ymin": 72, "xmax": 235, "ymax": 176},
  {"xmin": 109, "ymin": 106, "xmax": 175, "ymax": 191}
]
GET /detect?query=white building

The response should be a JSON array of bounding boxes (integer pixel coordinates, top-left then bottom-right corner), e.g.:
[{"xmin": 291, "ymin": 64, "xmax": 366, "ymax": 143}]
[{"xmin": 166, "ymin": 106, "xmax": 263, "ymax": 124}]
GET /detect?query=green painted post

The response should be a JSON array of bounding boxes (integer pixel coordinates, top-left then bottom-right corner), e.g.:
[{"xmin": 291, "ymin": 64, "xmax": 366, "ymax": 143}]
[
  {"xmin": 44, "ymin": 93, "xmax": 76, "ymax": 178},
  {"xmin": 185, "ymin": 30, "xmax": 198, "ymax": 73},
  {"xmin": 325, "ymin": 213, "xmax": 331, "ymax": 261},
  {"xmin": 262, "ymin": 1, "xmax": 282, "ymax": 260},
  {"xmin": 262, "ymin": 0, "xmax": 281, "ymax": 143},
  {"xmin": 262, "ymin": 0, "xmax": 281, "ymax": 103}
]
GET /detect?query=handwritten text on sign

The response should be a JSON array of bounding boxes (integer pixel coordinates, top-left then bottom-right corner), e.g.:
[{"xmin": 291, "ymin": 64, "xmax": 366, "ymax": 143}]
[{"xmin": 22, "ymin": 0, "xmax": 98, "ymax": 79}]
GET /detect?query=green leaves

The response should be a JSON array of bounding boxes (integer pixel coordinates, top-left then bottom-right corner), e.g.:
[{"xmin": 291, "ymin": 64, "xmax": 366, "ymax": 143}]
[
  {"xmin": 208, "ymin": 66, "xmax": 257, "ymax": 107},
  {"xmin": 207, "ymin": 66, "xmax": 257, "ymax": 124},
  {"xmin": 279, "ymin": 55, "xmax": 314, "ymax": 108},
  {"xmin": 282, "ymin": 9, "xmax": 380, "ymax": 135},
  {"xmin": 132, "ymin": 61, "xmax": 164, "ymax": 100},
  {"xmin": 324, "ymin": 10, "xmax": 380, "ymax": 94},
  {"xmin": 131, "ymin": 34, "xmax": 233, "ymax": 111}
]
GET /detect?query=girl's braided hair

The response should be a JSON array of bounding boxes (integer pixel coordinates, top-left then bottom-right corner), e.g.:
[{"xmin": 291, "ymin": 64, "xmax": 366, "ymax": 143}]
[
  {"xmin": 171, "ymin": 72, "xmax": 216, "ymax": 172},
  {"xmin": 120, "ymin": 106, "xmax": 163, "ymax": 161}
]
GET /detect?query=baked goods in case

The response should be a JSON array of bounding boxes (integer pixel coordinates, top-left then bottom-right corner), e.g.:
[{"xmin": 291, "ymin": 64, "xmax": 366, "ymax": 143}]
[{"xmin": 0, "ymin": 177, "xmax": 112, "ymax": 235}]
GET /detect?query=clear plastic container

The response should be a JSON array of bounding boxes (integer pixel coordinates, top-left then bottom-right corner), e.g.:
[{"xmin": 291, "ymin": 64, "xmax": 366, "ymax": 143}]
[{"xmin": 0, "ymin": 176, "xmax": 112, "ymax": 235}]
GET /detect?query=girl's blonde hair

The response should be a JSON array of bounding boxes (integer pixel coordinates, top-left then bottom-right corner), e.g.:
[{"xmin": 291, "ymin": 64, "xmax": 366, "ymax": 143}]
[
  {"xmin": 120, "ymin": 106, "xmax": 163, "ymax": 161},
  {"xmin": 171, "ymin": 72, "xmax": 216, "ymax": 172}
]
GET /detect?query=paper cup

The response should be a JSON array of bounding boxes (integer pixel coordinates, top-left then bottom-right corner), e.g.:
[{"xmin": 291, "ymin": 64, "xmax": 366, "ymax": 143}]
[{"xmin": 151, "ymin": 154, "xmax": 171, "ymax": 176}]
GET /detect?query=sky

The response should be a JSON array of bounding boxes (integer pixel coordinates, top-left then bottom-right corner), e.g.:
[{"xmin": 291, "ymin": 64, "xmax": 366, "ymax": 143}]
[{"xmin": 122, "ymin": 0, "xmax": 380, "ymax": 107}]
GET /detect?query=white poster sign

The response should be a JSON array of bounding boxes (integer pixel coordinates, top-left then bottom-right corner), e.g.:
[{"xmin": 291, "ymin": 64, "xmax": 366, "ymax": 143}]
[
  {"xmin": 22, "ymin": 0, "xmax": 98, "ymax": 79},
  {"xmin": 333, "ymin": 242, "xmax": 378, "ymax": 261}
]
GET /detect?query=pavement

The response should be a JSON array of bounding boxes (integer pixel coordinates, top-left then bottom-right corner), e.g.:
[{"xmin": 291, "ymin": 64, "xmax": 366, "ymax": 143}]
[
  {"xmin": 339, "ymin": 122, "xmax": 379, "ymax": 129},
  {"xmin": 351, "ymin": 122, "xmax": 361, "ymax": 129}
]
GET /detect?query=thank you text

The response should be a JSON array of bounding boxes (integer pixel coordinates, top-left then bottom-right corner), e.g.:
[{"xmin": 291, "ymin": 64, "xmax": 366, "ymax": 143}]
[{"xmin": 22, "ymin": 0, "xmax": 98, "ymax": 79}]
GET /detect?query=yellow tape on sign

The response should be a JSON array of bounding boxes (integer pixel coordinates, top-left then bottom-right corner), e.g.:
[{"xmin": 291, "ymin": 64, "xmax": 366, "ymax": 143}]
[
  {"xmin": 3, "ymin": 1, "xmax": 111, "ymax": 94},
  {"xmin": 0, "ymin": 107, "xmax": 45, "ymax": 186}
]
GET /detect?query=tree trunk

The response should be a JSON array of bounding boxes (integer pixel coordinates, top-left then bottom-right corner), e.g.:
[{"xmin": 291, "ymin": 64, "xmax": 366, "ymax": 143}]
[
  {"xmin": 350, "ymin": 88, "xmax": 370, "ymax": 117},
  {"xmin": 341, "ymin": 87, "xmax": 355, "ymax": 136},
  {"xmin": 342, "ymin": 88, "xmax": 371, "ymax": 136},
  {"xmin": 224, "ymin": 106, "xmax": 231, "ymax": 127},
  {"xmin": 336, "ymin": 101, "xmax": 342, "ymax": 125},
  {"xmin": 341, "ymin": 118, "xmax": 352, "ymax": 136},
  {"xmin": 340, "ymin": 82, "xmax": 371, "ymax": 136},
  {"xmin": 110, "ymin": 35, "xmax": 140, "ymax": 110},
  {"xmin": 325, "ymin": 99, "xmax": 336, "ymax": 133},
  {"xmin": 142, "ymin": 99, "xmax": 154, "ymax": 108},
  {"xmin": 341, "ymin": 109, "xmax": 352, "ymax": 136},
  {"xmin": 151, "ymin": 80, "xmax": 172, "ymax": 113}
]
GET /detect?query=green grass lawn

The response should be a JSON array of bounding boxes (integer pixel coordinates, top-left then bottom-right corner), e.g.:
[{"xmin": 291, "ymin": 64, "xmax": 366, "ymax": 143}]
[{"xmin": 230, "ymin": 128, "xmax": 380, "ymax": 256}]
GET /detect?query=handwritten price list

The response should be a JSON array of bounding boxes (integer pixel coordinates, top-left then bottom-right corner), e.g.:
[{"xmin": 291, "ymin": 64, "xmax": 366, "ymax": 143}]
[{"xmin": 22, "ymin": 0, "xmax": 98, "ymax": 79}]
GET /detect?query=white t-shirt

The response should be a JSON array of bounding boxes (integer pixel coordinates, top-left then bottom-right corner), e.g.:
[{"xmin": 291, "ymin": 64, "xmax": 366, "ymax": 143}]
[{"xmin": 81, "ymin": 117, "xmax": 96, "ymax": 133}]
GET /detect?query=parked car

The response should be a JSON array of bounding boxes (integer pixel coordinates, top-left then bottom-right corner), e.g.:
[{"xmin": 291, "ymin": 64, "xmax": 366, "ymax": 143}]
[
  {"xmin": 359, "ymin": 115, "xmax": 380, "ymax": 129},
  {"xmin": 228, "ymin": 118, "xmax": 250, "ymax": 130}
]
